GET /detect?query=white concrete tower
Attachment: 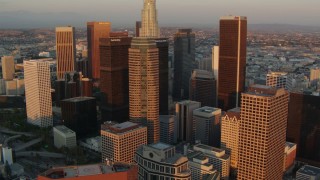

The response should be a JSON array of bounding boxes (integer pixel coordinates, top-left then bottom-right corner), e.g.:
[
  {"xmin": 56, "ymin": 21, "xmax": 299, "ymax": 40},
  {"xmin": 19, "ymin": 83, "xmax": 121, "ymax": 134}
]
[{"xmin": 140, "ymin": 0, "xmax": 160, "ymax": 38}]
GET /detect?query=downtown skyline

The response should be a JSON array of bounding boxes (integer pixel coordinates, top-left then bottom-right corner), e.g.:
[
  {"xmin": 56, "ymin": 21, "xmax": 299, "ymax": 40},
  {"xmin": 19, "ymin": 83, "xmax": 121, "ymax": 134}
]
[{"xmin": 0, "ymin": 0, "xmax": 320, "ymax": 28}]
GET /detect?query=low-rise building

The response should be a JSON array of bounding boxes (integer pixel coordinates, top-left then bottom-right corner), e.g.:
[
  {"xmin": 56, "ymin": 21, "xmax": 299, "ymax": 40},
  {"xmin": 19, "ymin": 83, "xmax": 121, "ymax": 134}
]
[
  {"xmin": 79, "ymin": 136, "xmax": 101, "ymax": 152},
  {"xmin": 284, "ymin": 142, "xmax": 297, "ymax": 172},
  {"xmin": 53, "ymin": 125, "xmax": 77, "ymax": 149},
  {"xmin": 296, "ymin": 165, "xmax": 320, "ymax": 180}
]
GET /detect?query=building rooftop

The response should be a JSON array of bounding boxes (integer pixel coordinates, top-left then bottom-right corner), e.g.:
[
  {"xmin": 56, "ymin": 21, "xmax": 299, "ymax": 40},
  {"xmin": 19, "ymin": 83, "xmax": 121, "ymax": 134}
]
[
  {"xmin": 62, "ymin": 96, "xmax": 95, "ymax": 103},
  {"xmin": 39, "ymin": 163, "xmax": 134, "ymax": 179},
  {"xmin": 297, "ymin": 165, "xmax": 320, "ymax": 176},
  {"xmin": 191, "ymin": 69, "xmax": 214, "ymax": 80},
  {"xmin": 246, "ymin": 84, "xmax": 287, "ymax": 97},
  {"xmin": 111, "ymin": 121, "xmax": 138, "ymax": 130},
  {"xmin": 54, "ymin": 125, "xmax": 75, "ymax": 135},
  {"xmin": 193, "ymin": 106, "xmax": 221, "ymax": 117},
  {"xmin": 178, "ymin": 100, "xmax": 201, "ymax": 106},
  {"xmin": 150, "ymin": 142, "xmax": 173, "ymax": 150},
  {"xmin": 101, "ymin": 121, "xmax": 144, "ymax": 134},
  {"xmin": 267, "ymin": 71, "xmax": 288, "ymax": 76},
  {"xmin": 195, "ymin": 144, "xmax": 224, "ymax": 153},
  {"xmin": 220, "ymin": 16, "xmax": 247, "ymax": 20}
]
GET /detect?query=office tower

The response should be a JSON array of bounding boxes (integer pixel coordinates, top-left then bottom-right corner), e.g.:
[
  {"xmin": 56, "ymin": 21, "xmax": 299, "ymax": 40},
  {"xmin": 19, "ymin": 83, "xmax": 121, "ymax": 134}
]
[
  {"xmin": 296, "ymin": 165, "xmax": 320, "ymax": 180},
  {"xmin": 238, "ymin": 85, "xmax": 289, "ymax": 180},
  {"xmin": 194, "ymin": 106, "xmax": 221, "ymax": 148},
  {"xmin": 56, "ymin": 27, "xmax": 76, "ymax": 80},
  {"xmin": 101, "ymin": 121, "xmax": 147, "ymax": 164},
  {"xmin": 100, "ymin": 32, "xmax": 132, "ymax": 122},
  {"xmin": 173, "ymin": 29, "xmax": 196, "ymax": 100},
  {"xmin": 159, "ymin": 115, "xmax": 176, "ymax": 145},
  {"xmin": 190, "ymin": 69, "xmax": 217, "ymax": 107},
  {"xmin": 156, "ymin": 38, "xmax": 169, "ymax": 115},
  {"xmin": 140, "ymin": 0, "xmax": 160, "ymax": 38},
  {"xmin": 187, "ymin": 151, "xmax": 220, "ymax": 180},
  {"xmin": 221, "ymin": 108, "xmax": 240, "ymax": 172},
  {"xmin": 212, "ymin": 46, "xmax": 219, "ymax": 79},
  {"xmin": 24, "ymin": 60, "xmax": 53, "ymax": 127},
  {"xmin": 135, "ymin": 143, "xmax": 191, "ymax": 179},
  {"xmin": 176, "ymin": 100, "xmax": 201, "ymax": 142},
  {"xmin": 310, "ymin": 67, "xmax": 320, "ymax": 86},
  {"xmin": 287, "ymin": 92, "xmax": 320, "ymax": 163},
  {"xmin": 60, "ymin": 97, "xmax": 97, "ymax": 138},
  {"xmin": 135, "ymin": 21, "xmax": 141, "ymax": 37},
  {"xmin": 192, "ymin": 144, "xmax": 230, "ymax": 179},
  {"xmin": 218, "ymin": 16, "xmax": 247, "ymax": 111},
  {"xmin": 1, "ymin": 56, "xmax": 15, "ymax": 80},
  {"xmin": 76, "ymin": 58, "xmax": 89, "ymax": 77},
  {"xmin": 53, "ymin": 125, "xmax": 77, "ymax": 149},
  {"xmin": 283, "ymin": 142, "xmax": 297, "ymax": 172},
  {"xmin": 129, "ymin": 37, "xmax": 159, "ymax": 144},
  {"xmin": 38, "ymin": 163, "xmax": 138, "ymax": 180},
  {"xmin": 87, "ymin": 22, "xmax": 111, "ymax": 79},
  {"xmin": 266, "ymin": 71, "xmax": 288, "ymax": 88}
]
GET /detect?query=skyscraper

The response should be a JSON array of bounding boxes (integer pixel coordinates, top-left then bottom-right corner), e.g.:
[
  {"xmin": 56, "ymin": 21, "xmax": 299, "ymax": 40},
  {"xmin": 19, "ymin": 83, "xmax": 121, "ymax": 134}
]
[
  {"xmin": 218, "ymin": 16, "xmax": 247, "ymax": 111},
  {"xmin": 190, "ymin": 69, "xmax": 217, "ymax": 107},
  {"xmin": 1, "ymin": 56, "xmax": 15, "ymax": 80},
  {"xmin": 135, "ymin": 21, "xmax": 141, "ymax": 37},
  {"xmin": 155, "ymin": 38, "xmax": 169, "ymax": 115},
  {"xmin": 56, "ymin": 26, "xmax": 76, "ymax": 80},
  {"xmin": 24, "ymin": 60, "xmax": 53, "ymax": 127},
  {"xmin": 100, "ymin": 32, "xmax": 132, "ymax": 122},
  {"xmin": 129, "ymin": 37, "xmax": 159, "ymax": 144},
  {"xmin": 140, "ymin": 0, "xmax": 160, "ymax": 38},
  {"xmin": 173, "ymin": 29, "xmax": 196, "ymax": 100},
  {"xmin": 238, "ymin": 85, "xmax": 289, "ymax": 179},
  {"xmin": 176, "ymin": 100, "xmax": 201, "ymax": 142},
  {"xmin": 87, "ymin": 22, "xmax": 111, "ymax": 79}
]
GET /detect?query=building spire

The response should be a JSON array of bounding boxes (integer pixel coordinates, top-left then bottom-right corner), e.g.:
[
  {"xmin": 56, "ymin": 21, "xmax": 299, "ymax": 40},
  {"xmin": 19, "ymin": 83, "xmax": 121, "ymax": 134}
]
[{"xmin": 140, "ymin": 0, "xmax": 160, "ymax": 38}]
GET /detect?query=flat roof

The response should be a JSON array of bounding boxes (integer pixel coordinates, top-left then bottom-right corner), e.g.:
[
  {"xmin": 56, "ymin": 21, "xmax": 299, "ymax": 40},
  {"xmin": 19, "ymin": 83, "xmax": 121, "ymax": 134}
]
[
  {"xmin": 195, "ymin": 144, "xmax": 224, "ymax": 153},
  {"xmin": 62, "ymin": 96, "xmax": 95, "ymax": 102},
  {"xmin": 111, "ymin": 121, "xmax": 138, "ymax": 130},
  {"xmin": 78, "ymin": 165, "xmax": 102, "ymax": 176},
  {"xmin": 194, "ymin": 106, "xmax": 220, "ymax": 114},
  {"xmin": 150, "ymin": 142, "xmax": 172, "ymax": 150},
  {"xmin": 54, "ymin": 125, "xmax": 75, "ymax": 135},
  {"xmin": 298, "ymin": 165, "xmax": 320, "ymax": 176}
]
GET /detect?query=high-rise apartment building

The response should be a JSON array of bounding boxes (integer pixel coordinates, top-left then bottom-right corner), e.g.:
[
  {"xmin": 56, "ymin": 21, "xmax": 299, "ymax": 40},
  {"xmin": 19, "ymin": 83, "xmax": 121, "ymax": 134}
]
[
  {"xmin": 87, "ymin": 22, "xmax": 111, "ymax": 79},
  {"xmin": 173, "ymin": 29, "xmax": 196, "ymax": 100},
  {"xmin": 159, "ymin": 115, "xmax": 176, "ymax": 145},
  {"xmin": 176, "ymin": 100, "xmax": 201, "ymax": 143},
  {"xmin": 140, "ymin": 0, "xmax": 160, "ymax": 38},
  {"xmin": 135, "ymin": 143, "xmax": 191, "ymax": 180},
  {"xmin": 193, "ymin": 144, "xmax": 230, "ymax": 180},
  {"xmin": 238, "ymin": 85, "xmax": 289, "ymax": 180},
  {"xmin": 129, "ymin": 37, "xmax": 159, "ymax": 144},
  {"xmin": 155, "ymin": 38, "xmax": 169, "ymax": 115},
  {"xmin": 101, "ymin": 121, "xmax": 147, "ymax": 164},
  {"xmin": 266, "ymin": 71, "xmax": 288, "ymax": 88},
  {"xmin": 221, "ymin": 108, "xmax": 240, "ymax": 172},
  {"xmin": 190, "ymin": 69, "xmax": 217, "ymax": 107},
  {"xmin": 24, "ymin": 60, "xmax": 53, "ymax": 127},
  {"xmin": 1, "ymin": 56, "xmax": 15, "ymax": 80},
  {"xmin": 218, "ymin": 16, "xmax": 247, "ymax": 111},
  {"xmin": 56, "ymin": 27, "xmax": 76, "ymax": 80},
  {"xmin": 194, "ymin": 106, "xmax": 221, "ymax": 148},
  {"xmin": 100, "ymin": 32, "xmax": 132, "ymax": 122}
]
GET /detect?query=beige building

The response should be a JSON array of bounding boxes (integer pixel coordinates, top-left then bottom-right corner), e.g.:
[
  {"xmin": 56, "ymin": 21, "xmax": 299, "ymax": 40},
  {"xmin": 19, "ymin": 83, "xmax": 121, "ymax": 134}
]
[
  {"xmin": 101, "ymin": 121, "xmax": 147, "ymax": 164},
  {"xmin": 135, "ymin": 142, "xmax": 191, "ymax": 180},
  {"xmin": 266, "ymin": 71, "xmax": 288, "ymax": 89},
  {"xmin": 4, "ymin": 79, "xmax": 24, "ymax": 95},
  {"xmin": 129, "ymin": 37, "xmax": 159, "ymax": 144},
  {"xmin": 176, "ymin": 100, "xmax": 201, "ymax": 143},
  {"xmin": 53, "ymin": 125, "xmax": 76, "ymax": 149},
  {"xmin": 221, "ymin": 107, "xmax": 240, "ymax": 171},
  {"xmin": 193, "ymin": 144, "xmax": 230, "ymax": 180},
  {"xmin": 187, "ymin": 151, "xmax": 220, "ymax": 180},
  {"xmin": 24, "ymin": 60, "xmax": 53, "ymax": 127},
  {"xmin": 310, "ymin": 67, "xmax": 320, "ymax": 86},
  {"xmin": 56, "ymin": 26, "xmax": 76, "ymax": 79},
  {"xmin": 1, "ymin": 56, "xmax": 15, "ymax": 80},
  {"xmin": 238, "ymin": 85, "xmax": 289, "ymax": 180},
  {"xmin": 140, "ymin": 0, "xmax": 160, "ymax": 38}
]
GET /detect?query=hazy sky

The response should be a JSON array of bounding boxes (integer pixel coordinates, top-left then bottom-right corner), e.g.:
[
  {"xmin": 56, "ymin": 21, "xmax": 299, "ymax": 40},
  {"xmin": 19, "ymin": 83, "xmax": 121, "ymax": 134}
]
[{"xmin": 0, "ymin": 0, "xmax": 319, "ymax": 28}]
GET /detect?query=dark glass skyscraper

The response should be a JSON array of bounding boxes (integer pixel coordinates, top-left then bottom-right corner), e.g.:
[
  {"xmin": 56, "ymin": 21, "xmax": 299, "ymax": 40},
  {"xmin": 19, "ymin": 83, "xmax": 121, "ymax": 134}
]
[
  {"xmin": 218, "ymin": 16, "xmax": 247, "ymax": 111},
  {"xmin": 100, "ymin": 32, "xmax": 132, "ymax": 122},
  {"xmin": 173, "ymin": 29, "xmax": 196, "ymax": 100}
]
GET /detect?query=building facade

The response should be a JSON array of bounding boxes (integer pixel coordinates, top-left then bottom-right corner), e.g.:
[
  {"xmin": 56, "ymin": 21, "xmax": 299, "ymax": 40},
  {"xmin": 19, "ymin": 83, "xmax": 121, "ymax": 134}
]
[
  {"xmin": 283, "ymin": 142, "xmax": 297, "ymax": 172},
  {"xmin": 100, "ymin": 32, "xmax": 131, "ymax": 122},
  {"xmin": 159, "ymin": 115, "xmax": 176, "ymax": 145},
  {"xmin": 218, "ymin": 16, "xmax": 247, "ymax": 111},
  {"xmin": 140, "ymin": 0, "xmax": 160, "ymax": 38},
  {"xmin": 56, "ymin": 27, "xmax": 76, "ymax": 80},
  {"xmin": 173, "ymin": 29, "xmax": 196, "ymax": 100},
  {"xmin": 129, "ymin": 37, "xmax": 159, "ymax": 144},
  {"xmin": 101, "ymin": 121, "xmax": 147, "ymax": 164},
  {"xmin": 24, "ymin": 60, "xmax": 53, "ymax": 127},
  {"xmin": 238, "ymin": 85, "xmax": 289, "ymax": 180},
  {"xmin": 296, "ymin": 165, "xmax": 320, "ymax": 180},
  {"xmin": 1, "ymin": 56, "xmax": 15, "ymax": 80},
  {"xmin": 53, "ymin": 125, "xmax": 77, "ymax": 149},
  {"xmin": 135, "ymin": 143, "xmax": 191, "ymax": 180},
  {"xmin": 190, "ymin": 69, "xmax": 217, "ymax": 107},
  {"xmin": 266, "ymin": 71, "xmax": 288, "ymax": 88},
  {"xmin": 176, "ymin": 100, "xmax": 201, "ymax": 143},
  {"xmin": 87, "ymin": 22, "xmax": 111, "ymax": 79}
]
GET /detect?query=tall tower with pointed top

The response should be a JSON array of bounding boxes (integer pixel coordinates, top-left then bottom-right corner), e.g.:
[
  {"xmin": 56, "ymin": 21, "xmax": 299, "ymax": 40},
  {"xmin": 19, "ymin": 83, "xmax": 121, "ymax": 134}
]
[{"xmin": 140, "ymin": 0, "xmax": 160, "ymax": 38}]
